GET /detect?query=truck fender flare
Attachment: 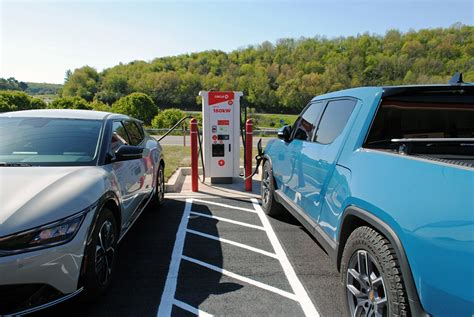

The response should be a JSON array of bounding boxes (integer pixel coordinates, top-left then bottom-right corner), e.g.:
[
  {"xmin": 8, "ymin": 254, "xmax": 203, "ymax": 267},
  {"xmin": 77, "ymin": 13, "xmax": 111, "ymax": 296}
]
[{"xmin": 339, "ymin": 206, "xmax": 429, "ymax": 317}]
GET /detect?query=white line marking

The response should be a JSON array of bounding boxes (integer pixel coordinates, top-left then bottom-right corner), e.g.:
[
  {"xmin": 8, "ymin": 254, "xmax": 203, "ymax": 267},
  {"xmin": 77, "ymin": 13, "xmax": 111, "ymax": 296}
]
[
  {"xmin": 182, "ymin": 255, "xmax": 299, "ymax": 302},
  {"xmin": 187, "ymin": 229, "xmax": 278, "ymax": 259},
  {"xmin": 173, "ymin": 299, "xmax": 213, "ymax": 317},
  {"xmin": 189, "ymin": 211, "xmax": 265, "ymax": 231},
  {"xmin": 157, "ymin": 199, "xmax": 193, "ymax": 317},
  {"xmin": 192, "ymin": 198, "xmax": 258, "ymax": 213},
  {"xmin": 251, "ymin": 198, "xmax": 320, "ymax": 317}
]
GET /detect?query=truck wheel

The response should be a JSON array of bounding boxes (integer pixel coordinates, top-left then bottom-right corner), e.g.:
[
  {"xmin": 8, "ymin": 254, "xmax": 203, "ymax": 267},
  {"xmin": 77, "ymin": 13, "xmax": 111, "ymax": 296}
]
[
  {"xmin": 341, "ymin": 226, "xmax": 409, "ymax": 317},
  {"xmin": 261, "ymin": 160, "xmax": 284, "ymax": 216},
  {"xmin": 83, "ymin": 208, "xmax": 118, "ymax": 299}
]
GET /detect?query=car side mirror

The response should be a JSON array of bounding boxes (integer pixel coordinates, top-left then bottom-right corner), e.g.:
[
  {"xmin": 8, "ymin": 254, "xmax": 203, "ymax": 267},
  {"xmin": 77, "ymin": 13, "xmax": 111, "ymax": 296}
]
[
  {"xmin": 114, "ymin": 145, "xmax": 144, "ymax": 162},
  {"xmin": 277, "ymin": 125, "xmax": 292, "ymax": 142}
]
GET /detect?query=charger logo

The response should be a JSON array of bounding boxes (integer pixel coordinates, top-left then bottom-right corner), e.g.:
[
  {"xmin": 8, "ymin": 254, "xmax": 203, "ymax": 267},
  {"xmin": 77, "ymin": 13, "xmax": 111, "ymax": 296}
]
[
  {"xmin": 209, "ymin": 91, "xmax": 235, "ymax": 106},
  {"xmin": 213, "ymin": 108, "xmax": 231, "ymax": 113}
]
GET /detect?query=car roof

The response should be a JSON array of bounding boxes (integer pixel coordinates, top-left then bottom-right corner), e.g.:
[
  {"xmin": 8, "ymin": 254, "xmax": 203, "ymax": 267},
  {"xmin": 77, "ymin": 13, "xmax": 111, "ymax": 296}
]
[{"xmin": 0, "ymin": 109, "xmax": 132, "ymax": 121}]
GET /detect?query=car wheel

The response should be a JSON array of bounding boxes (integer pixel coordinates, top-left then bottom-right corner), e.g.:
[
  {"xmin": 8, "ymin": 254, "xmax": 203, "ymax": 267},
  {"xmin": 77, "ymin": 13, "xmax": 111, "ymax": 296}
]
[
  {"xmin": 341, "ymin": 226, "xmax": 409, "ymax": 317},
  {"xmin": 83, "ymin": 208, "xmax": 118, "ymax": 298},
  {"xmin": 261, "ymin": 160, "xmax": 284, "ymax": 216},
  {"xmin": 153, "ymin": 163, "xmax": 165, "ymax": 207}
]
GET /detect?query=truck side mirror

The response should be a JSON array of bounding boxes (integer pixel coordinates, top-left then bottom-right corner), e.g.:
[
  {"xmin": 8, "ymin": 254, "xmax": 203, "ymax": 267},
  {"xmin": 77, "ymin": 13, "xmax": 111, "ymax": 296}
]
[{"xmin": 278, "ymin": 125, "xmax": 292, "ymax": 142}]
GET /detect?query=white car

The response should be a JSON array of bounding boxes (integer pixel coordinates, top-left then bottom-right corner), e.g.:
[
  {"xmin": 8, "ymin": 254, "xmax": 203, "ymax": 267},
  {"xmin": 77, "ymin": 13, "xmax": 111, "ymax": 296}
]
[{"xmin": 0, "ymin": 109, "xmax": 165, "ymax": 315}]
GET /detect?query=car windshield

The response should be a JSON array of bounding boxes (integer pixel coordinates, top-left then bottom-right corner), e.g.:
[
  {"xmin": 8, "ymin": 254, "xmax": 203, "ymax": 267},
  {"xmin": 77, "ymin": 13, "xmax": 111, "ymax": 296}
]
[{"xmin": 0, "ymin": 117, "xmax": 103, "ymax": 166}]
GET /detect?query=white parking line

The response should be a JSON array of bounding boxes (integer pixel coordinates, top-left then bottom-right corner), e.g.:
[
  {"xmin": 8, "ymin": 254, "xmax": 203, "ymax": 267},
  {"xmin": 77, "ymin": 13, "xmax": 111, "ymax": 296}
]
[
  {"xmin": 182, "ymin": 255, "xmax": 299, "ymax": 302},
  {"xmin": 173, "ymin": 299, "xmax": 213, "ymax": 317},
  {"xmin": 157, "ymin": 198, "xmax": 193, "ymax": 317},
  {"xmin": 158, "ymin": 198, "xmax": 320, "ymax": 317},
  {"xmin": 251, "ymin": 198, "xmax": 320, "ymax": 317},
  {"xmin": 189, "ymin": 211, "xmax": 266, "ymax": 231},
  {"xmin": 187, "ymin": 229, "xmax": 278, "ymax": 259},
  {"xmin": 193, "ymin": 198, "xmax": 258, "ymax": 213}
]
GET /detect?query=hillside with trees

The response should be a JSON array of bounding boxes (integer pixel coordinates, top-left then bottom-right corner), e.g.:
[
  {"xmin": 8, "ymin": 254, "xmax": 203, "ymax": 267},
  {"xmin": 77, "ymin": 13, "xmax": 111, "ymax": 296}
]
[
  {"xmin": 1, "ymin": 25, "xmax": 473, "ymax": 126},
  {"xmin": 60, "ymin": 25, "xmax": 473, "ymax": 113}
]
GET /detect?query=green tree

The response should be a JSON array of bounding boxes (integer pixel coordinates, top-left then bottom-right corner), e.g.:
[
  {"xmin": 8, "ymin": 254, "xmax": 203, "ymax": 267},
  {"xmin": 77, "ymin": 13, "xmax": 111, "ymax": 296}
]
[
  {"xmin": 49, "ymin": 96, "xmax": 92, "ymax": 110},
  {"xmin": 151, "ymin": 108, "xmax": 185, "ymax": 129},
  {"xmin": 0, "ymin": 90, "xmax": 46, "ymax": 112},
  {"xmin": 62, "ymin": 66, "xmax": 99, "ymax": 101},
  {"xmin": 111, "ymin": 92, "xmax": 158, "ymax": 124}
]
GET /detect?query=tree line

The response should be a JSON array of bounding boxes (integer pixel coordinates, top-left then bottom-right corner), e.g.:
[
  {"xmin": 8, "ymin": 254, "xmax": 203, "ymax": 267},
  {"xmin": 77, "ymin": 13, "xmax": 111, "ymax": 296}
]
[
  {"xmin": 1, "ymin": 24, "xmax": 473, "ymax": 125},
  {"xmin": 59, "ymin": 24, "xmax": 473, "ymax": 113}
]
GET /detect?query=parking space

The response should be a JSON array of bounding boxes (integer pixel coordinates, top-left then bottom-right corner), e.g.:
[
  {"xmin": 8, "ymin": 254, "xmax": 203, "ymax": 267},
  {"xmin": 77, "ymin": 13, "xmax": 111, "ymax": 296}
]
[
  {"xmin": 159, "ymin": 197, "xmax": 318, "ymax": 316},
  {"xmin": 33, "ymin": 197, "xmax": 344, "ymax": 317}
]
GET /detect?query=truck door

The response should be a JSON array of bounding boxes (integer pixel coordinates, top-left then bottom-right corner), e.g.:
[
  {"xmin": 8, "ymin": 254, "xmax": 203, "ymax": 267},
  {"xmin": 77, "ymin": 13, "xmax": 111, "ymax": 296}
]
[
  {"xmin": 278, "ymin": 101, "xmax": 325, "ymax": 202},
  {"xmin": 297, "ymin": 99, "xmax": 357, "ymax": 222}
]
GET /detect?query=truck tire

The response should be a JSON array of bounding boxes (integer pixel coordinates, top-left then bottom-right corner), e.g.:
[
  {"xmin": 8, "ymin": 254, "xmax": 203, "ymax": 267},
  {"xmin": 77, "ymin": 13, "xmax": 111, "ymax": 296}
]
[
  {"xmin": 341, "ymin": 226, "xmax": 409, "ymax": 317},
  {"xmin": 261, "ymin": 160, "xmax": 285, "ymax": 216}
]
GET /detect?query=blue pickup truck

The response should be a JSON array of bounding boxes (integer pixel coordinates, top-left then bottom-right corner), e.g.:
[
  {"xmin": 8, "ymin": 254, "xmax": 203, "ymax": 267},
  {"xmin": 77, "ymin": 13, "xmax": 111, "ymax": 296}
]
[{"xmin": 261, "ymin": 78, "xmax": 473, "ymax": 316}]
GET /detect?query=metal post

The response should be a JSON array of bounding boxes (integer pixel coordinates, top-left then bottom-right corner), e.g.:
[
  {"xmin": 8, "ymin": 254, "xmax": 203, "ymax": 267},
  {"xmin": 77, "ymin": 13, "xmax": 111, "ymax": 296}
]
[
  {"xmin": 190, "ymin": 118, "xmax": 198, "ymax": 192},
  {"xmin": 183, "ymin": 122, "xmax": 186, "ymax": 147},
  {"xmin": 245, "ymin": 119, "xmax": 253, "ymax": 191}
]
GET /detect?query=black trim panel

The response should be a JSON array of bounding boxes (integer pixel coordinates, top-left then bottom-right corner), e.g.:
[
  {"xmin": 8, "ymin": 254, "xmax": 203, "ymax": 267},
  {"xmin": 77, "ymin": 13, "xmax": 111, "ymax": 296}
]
[
  {"xmin": 340, "ymin": 207, "xmax": 430, "ymax": 317},
  {"xmin": 274, "ymin": 189, "xmax": 338, "ymax": 261}
]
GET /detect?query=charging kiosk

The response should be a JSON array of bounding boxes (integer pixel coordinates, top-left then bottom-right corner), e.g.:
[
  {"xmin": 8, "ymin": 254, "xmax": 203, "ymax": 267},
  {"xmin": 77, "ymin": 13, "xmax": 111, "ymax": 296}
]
[{"xmin": 200, "ymin": 91, "xmax": 243, "ymax": 184}]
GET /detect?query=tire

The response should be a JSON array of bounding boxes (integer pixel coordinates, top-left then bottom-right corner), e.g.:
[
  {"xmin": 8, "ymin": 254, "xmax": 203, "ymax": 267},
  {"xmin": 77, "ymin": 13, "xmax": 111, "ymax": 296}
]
[
  {"xmin": 83, "ymin": 208, "xmax": 118, "ymax": 299},
  {"xmin": 261, "ymin": 160, "xmax": 284, "ymax": 216},
  {"xmin": 153, "ymin": 163, "xmax": 165, "ymax": 207},
  {"xmin": 340, "ymin": 226, "xmax": 409, "ymax": 317}
]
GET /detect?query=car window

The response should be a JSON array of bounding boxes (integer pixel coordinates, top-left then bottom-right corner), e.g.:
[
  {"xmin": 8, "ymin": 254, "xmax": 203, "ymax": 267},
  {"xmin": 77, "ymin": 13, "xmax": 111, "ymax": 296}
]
[
  {"xmin": 292, "ymin": 101, "xmax": 325, "ymax": 141},
  {"xmin": 123, "ymin": 121, "xmax": 144, "ymax": 146},
  {"xmin": 314, "ymin": 99, "xmax": 356, "ymax": 144},
  {"xmin": 111, "ymin": 121, "xmax": 130, "ymax": 151}
]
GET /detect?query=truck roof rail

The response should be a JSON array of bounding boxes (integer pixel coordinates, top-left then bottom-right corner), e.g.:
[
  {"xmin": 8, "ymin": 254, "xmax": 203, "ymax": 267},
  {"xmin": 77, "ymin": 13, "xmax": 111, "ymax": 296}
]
[{"xmin": 448, "ymin": 72, "xmax": 463, "ymax": 85}]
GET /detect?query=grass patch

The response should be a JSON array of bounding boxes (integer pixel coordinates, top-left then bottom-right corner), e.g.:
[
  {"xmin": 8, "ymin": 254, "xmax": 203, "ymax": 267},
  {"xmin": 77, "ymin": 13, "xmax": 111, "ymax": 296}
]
[
  {"xmin": 161, "ymin": 145, "xmax": 190, "ymax": 181},
  {"xmin": 251, "ymin": 113, "xmax": 297, "ymax": 129}
]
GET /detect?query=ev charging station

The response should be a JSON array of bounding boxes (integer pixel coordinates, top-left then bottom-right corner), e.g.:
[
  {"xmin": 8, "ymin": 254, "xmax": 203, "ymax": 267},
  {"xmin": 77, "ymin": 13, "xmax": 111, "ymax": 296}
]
[{"xmin": 199, "ymin": 91, "xmax": 243, "ymax": 184}]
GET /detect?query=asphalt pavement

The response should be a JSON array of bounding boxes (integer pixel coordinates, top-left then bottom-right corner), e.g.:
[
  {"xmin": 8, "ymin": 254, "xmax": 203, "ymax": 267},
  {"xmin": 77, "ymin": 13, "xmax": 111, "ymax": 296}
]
[{"xmin": 33, "ymin": 197, "xmax": 344, "ymax": 317}]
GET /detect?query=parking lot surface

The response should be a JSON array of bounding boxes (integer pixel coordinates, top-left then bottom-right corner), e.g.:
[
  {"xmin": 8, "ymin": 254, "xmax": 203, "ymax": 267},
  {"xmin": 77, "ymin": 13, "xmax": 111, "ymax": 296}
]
[{"xmin": 33, "ymin": 197, "xmax": 344, "ymax": 316}]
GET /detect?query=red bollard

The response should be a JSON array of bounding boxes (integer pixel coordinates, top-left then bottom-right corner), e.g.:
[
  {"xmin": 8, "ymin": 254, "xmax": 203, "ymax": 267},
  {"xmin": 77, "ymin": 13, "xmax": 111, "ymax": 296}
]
[
  {"xmin": 190, "ymin": 118, "xmax": 198, "ymax": 192},
  {"xmin": 245, "ymin": 119, "xmax": 253, "ymax": 191}
]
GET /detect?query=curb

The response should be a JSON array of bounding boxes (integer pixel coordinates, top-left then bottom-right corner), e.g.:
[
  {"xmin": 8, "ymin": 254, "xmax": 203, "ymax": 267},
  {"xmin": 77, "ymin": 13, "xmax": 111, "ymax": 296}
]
[{"xmin": 165, "ymin": 166, "xmax": 257, "ymax": 193}]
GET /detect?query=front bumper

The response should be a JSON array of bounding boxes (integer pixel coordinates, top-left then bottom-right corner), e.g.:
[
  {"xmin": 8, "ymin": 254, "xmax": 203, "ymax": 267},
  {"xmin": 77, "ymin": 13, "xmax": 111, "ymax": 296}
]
[{"xmin": 0, "ymin": 211, "xmax": 94, "ymax": 314}]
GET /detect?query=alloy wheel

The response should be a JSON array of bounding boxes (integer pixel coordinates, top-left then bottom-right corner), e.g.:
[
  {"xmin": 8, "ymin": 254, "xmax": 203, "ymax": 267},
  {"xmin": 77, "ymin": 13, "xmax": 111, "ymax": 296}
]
[
  {"xmin": 346, "ymin": 250, "xmax": 388, "ymax": 317},
  {"xmin": 95, "ymin": 220, "xmax": 116, "ymax": 286}
]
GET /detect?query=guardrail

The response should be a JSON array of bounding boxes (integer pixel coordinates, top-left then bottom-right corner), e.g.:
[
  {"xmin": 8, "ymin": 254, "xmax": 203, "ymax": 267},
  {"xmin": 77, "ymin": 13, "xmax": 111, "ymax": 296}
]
[{"xmin": 146, "ymin": 128, "xmax": 278, "ymax": 136}]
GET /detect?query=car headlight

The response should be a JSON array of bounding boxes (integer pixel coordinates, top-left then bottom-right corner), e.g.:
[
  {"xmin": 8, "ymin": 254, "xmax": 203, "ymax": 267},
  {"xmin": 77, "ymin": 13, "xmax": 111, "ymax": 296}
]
[{"xmin": 0, "ymin": 210, "xmax": 88, "ymax": 256}]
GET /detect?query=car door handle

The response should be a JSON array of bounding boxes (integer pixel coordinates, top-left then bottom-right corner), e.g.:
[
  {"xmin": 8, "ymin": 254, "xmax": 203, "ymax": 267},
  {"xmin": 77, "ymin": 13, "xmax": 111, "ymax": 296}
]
[{"xmin": 229, "ymin": 144, "xmax": 231, "ymax": 152}]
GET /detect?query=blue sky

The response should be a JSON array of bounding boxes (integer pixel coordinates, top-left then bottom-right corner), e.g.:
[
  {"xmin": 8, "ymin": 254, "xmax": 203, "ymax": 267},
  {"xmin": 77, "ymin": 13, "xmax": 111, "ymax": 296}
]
[{"xmin": 1, "ymin": 0, "xmax": 472, "ymax": 83}]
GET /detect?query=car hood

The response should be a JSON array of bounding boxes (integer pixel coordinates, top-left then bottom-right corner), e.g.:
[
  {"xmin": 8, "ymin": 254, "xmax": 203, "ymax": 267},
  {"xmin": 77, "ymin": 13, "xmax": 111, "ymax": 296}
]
[{"xmin": 0, "ymin": 166, "xmax": 111, "ymax": 237}]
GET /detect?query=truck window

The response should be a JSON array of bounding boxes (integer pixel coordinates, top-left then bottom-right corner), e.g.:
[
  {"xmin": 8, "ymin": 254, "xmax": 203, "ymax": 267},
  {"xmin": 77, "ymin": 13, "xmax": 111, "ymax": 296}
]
[
  {"xmin": 364, "ymin": 92, "xmax": 474, "ymax": 158},
  {"xmin": 314, "ymin": 99, "xmax": 356, "ymax": 144},
  {"xmin": 292, "ymin": 101, "xmax": 325, "ymax": 141}
]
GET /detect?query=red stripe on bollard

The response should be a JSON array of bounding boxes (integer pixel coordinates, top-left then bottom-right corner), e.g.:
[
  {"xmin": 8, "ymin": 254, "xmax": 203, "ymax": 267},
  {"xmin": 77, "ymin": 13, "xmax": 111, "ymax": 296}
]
[
  {"xmin": 245, "ymin": 119, "xmax": 253, "ymax": 191},
  {"xmin": 190, "ymin": 118, "xmax": 198, "ymax": 192}
]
